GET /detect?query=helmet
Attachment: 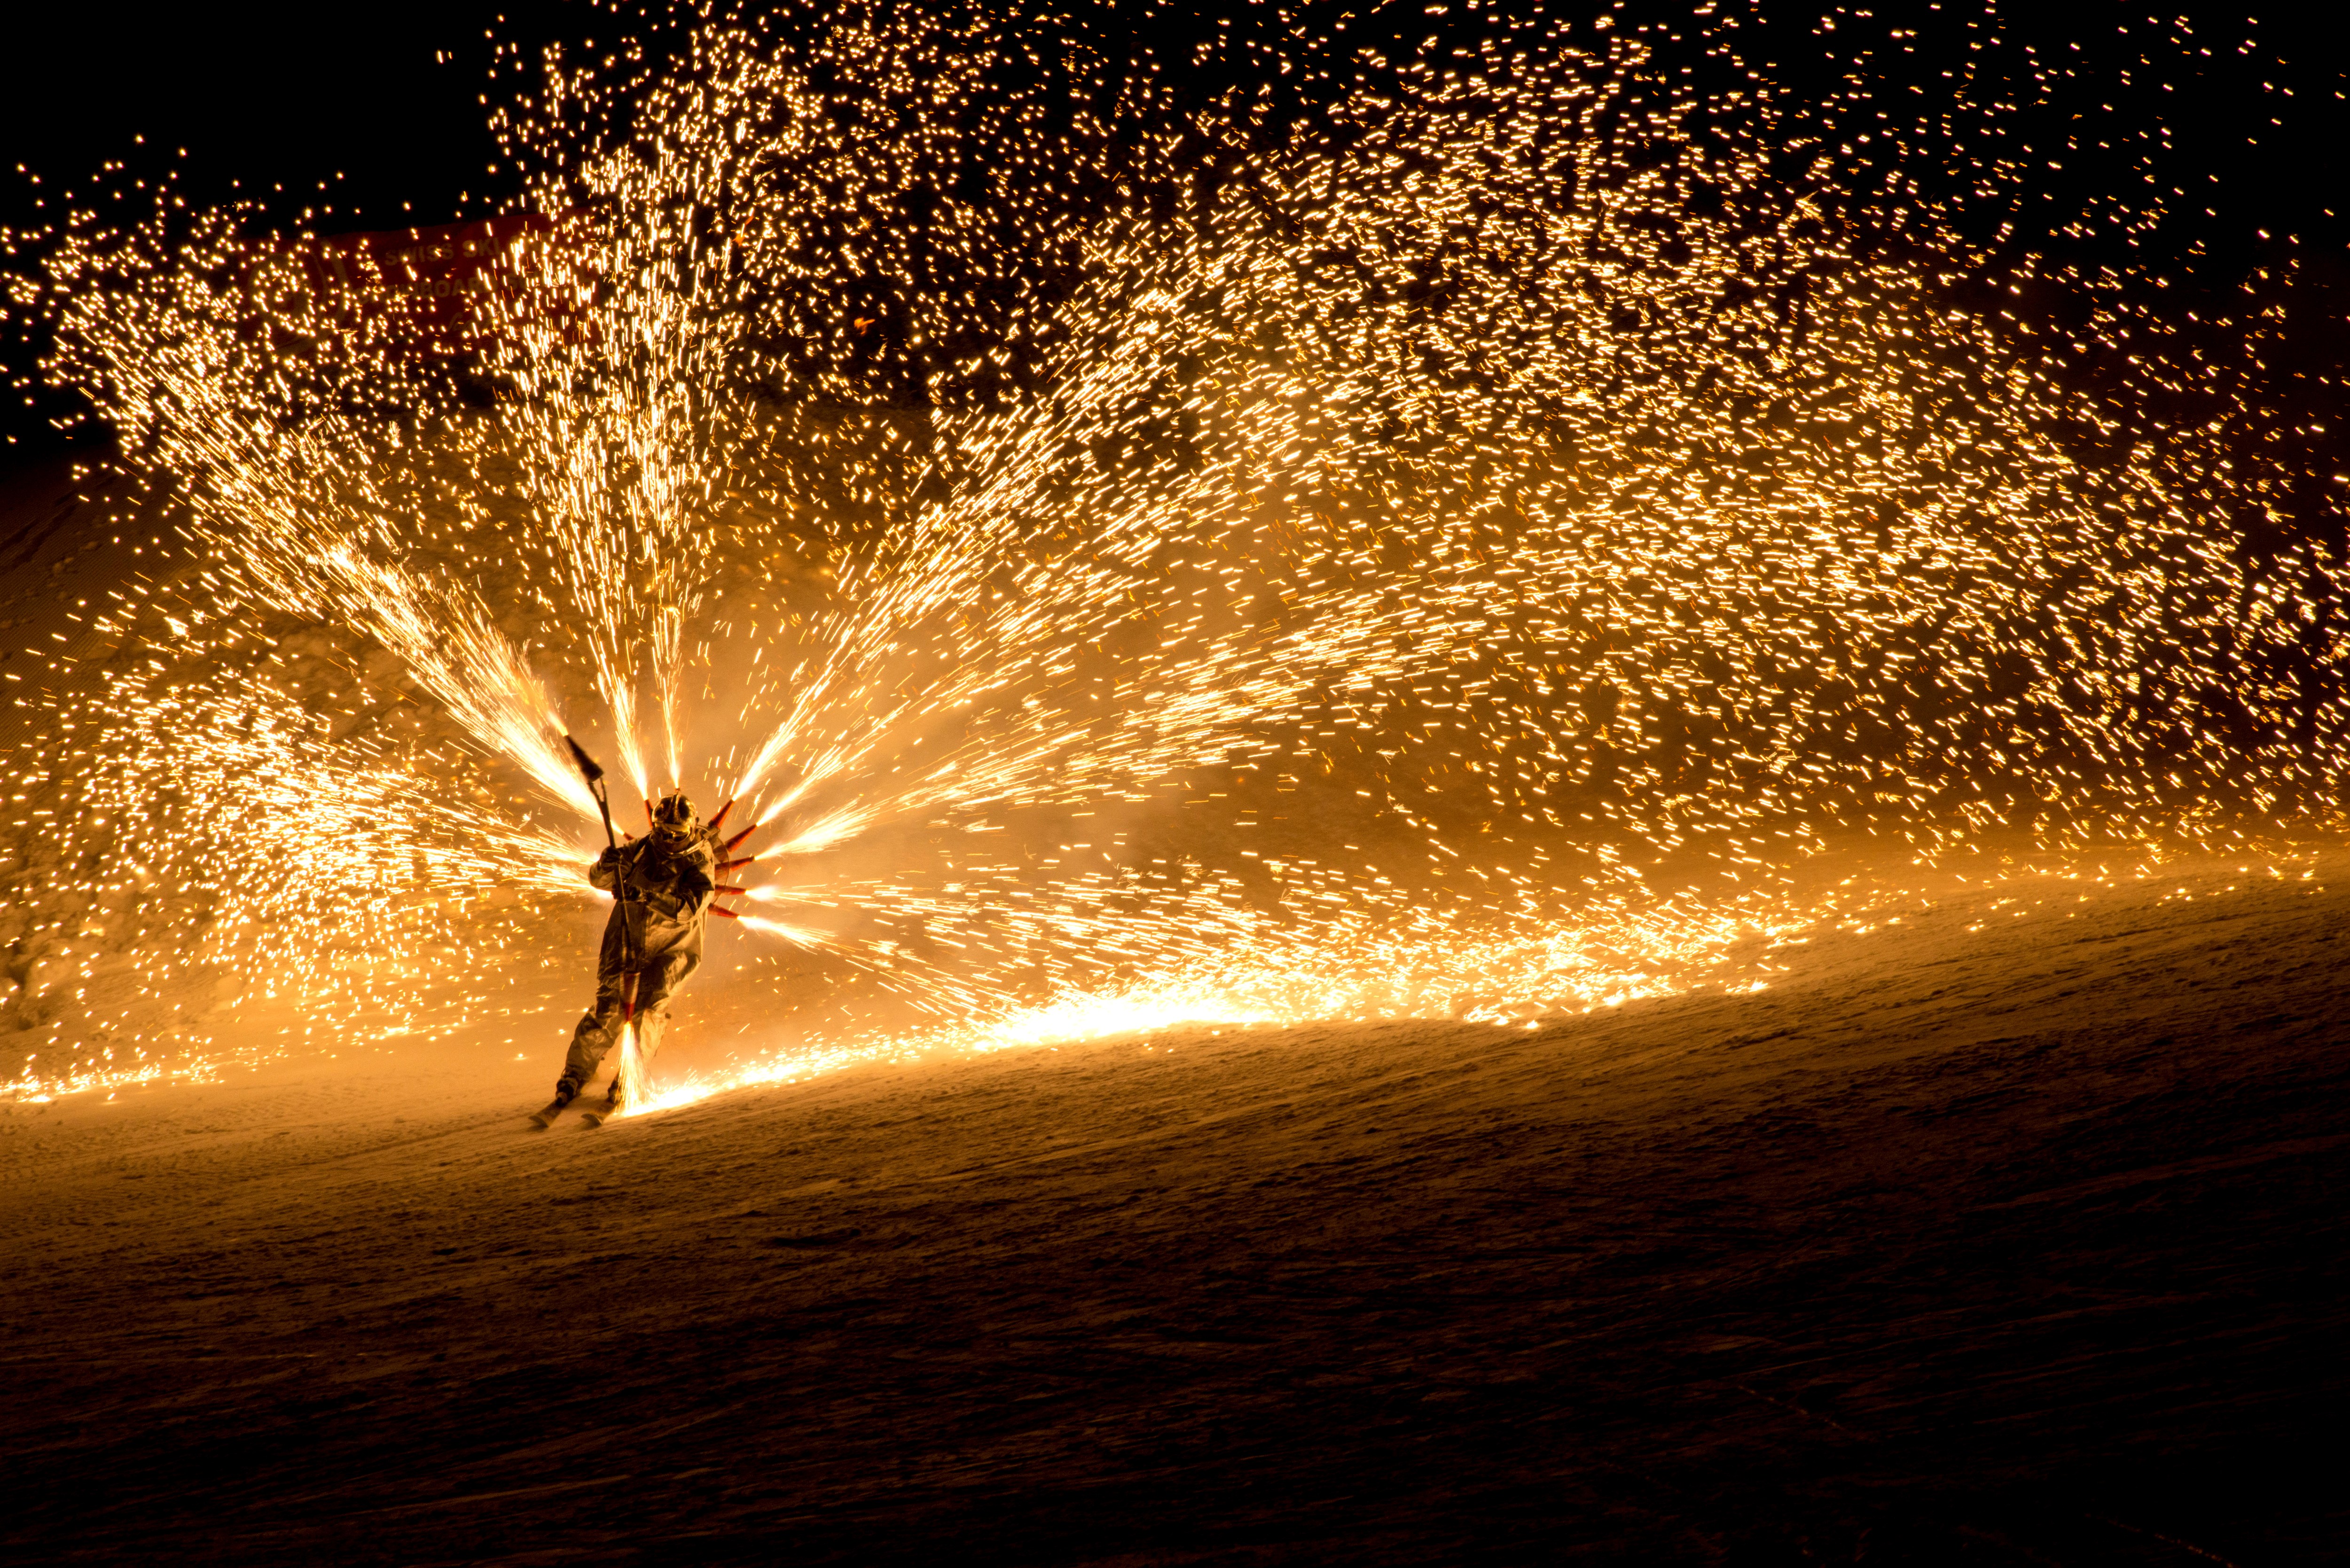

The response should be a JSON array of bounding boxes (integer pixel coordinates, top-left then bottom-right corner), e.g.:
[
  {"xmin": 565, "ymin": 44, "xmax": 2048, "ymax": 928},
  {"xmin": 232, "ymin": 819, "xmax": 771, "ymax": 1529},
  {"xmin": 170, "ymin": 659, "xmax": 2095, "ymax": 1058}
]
[{"xmin": 651, "ymin": 791, "xmax": 698, "ymax": 844}]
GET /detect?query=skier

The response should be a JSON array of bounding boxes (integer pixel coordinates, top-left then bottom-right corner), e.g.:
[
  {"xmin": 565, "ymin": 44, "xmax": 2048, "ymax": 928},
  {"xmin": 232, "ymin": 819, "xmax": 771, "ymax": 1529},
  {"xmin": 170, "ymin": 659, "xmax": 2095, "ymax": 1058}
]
[{"xmin": 536, "ymin": 789, "xmax": 718, "ymax": 1124}]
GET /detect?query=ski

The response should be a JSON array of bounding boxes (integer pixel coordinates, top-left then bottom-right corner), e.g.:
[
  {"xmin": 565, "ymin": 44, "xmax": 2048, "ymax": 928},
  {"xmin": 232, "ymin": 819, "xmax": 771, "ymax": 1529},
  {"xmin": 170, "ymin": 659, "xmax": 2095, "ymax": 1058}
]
[
  {"xmin": 577, "ymin": 1098, "xmax": 623, "ymax": 1128},
  {"xmin": 527, "ymin": 1097, "xmax": 576, "ymax": 1129}
]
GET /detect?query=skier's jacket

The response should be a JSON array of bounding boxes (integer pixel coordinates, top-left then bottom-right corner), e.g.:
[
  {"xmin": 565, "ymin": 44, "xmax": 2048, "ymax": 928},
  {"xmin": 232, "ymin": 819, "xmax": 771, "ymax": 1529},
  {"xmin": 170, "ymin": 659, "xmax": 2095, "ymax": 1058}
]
[{"xmin": 589, "ymin": 833, "xmax": 718, "ymax": 968}]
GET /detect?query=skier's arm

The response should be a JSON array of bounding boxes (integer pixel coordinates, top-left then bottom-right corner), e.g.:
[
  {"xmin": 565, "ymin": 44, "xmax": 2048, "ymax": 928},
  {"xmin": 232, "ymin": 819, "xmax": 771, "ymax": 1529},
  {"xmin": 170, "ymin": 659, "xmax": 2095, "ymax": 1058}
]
[
  {"xmin": 674, "ymin": 856, "xmax": 716, "ymax": 919},
  {"xmin": 663, "ymin": 842, "xmax": 717, "ymax": 918},
  {"xmin": 588, "ymin": 844, "xmax": 623, "ymax": 892}
]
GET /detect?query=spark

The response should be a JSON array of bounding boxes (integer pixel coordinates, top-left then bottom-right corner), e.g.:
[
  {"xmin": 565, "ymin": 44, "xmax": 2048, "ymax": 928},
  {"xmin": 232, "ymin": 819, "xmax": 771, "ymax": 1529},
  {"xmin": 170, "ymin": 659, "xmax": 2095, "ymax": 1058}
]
[{"xmin": 0, "ymin": 5, "xmax": 2339, "ymax": 1104}]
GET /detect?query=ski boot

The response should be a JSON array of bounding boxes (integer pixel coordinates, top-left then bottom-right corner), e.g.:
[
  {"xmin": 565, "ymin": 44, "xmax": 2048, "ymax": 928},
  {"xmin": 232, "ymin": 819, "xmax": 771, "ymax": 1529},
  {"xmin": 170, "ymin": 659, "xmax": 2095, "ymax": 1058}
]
[
  {"xmin": 580, "ymin": 1075, "xmax": 625, "ymax": 1128},
  {"xmin": 528, "ymin": 1075, "xmax": 580, "ymax": 1130}
]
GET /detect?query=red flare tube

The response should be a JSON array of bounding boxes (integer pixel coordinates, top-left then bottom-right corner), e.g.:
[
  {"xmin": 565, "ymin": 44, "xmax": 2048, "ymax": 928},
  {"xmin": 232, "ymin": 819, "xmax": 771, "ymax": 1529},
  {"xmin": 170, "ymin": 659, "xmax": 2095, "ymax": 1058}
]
[
  {"xmin": 711, "ymin": 905, "xmax": 741, "ymax": 920},
  {"xmin": 706, "ymin": 798, "xmax": 735, "ymax": 833},
  {"xmin": 714, "ymin": 883, "xmax": 746, "ymax": 896},
  {"xmin": 723, "ymin": 823, "xmax": 760, "ymax": 851}
]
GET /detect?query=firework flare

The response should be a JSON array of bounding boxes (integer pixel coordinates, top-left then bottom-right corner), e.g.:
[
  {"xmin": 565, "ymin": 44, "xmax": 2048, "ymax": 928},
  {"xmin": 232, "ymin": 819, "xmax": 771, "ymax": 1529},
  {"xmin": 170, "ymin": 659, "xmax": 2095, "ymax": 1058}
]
[{"xmin": 1, "ymin": 3, "xmax": 2340, "ymax": 1104}]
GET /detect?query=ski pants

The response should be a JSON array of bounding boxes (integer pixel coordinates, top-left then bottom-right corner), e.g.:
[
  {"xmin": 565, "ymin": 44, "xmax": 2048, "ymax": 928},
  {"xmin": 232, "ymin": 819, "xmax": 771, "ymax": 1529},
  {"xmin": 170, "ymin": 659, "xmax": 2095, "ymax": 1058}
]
[{"xmin": 562, "ymin": 950, "xmax": 700, "ymax": 1090}]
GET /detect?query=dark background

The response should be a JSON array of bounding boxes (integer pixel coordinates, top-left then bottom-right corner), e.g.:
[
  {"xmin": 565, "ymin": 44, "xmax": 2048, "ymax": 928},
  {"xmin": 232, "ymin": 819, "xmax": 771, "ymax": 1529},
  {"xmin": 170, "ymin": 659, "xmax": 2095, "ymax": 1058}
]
[
  {"xmin": 4, "ymin": 1, "xmax": 2346, "ymax": 477},
  {"xmin": 0, "ymin": 0, "xmax": 597, "ymax": 459}
]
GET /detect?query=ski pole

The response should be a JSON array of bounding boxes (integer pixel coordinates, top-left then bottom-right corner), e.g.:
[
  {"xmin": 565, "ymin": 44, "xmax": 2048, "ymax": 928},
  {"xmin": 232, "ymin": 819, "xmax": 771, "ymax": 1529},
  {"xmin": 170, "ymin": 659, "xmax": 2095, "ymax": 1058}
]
[{"xmin": 564, "ymin": 736, "xmax": 641, "ymax": 1025}]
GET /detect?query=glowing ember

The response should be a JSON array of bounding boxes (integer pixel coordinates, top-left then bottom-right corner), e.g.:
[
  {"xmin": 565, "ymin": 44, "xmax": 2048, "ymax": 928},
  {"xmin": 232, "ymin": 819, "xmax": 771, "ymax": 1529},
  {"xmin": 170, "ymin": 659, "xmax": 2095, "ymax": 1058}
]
[{"xmin": 0, "ymin": 7, "xmax": 2338, "ymax": 1104}]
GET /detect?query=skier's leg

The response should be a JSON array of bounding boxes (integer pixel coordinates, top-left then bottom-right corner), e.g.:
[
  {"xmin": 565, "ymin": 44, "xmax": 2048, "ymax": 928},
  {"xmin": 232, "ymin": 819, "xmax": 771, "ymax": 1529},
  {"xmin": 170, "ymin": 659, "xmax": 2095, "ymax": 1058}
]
[
  {"xmin": 630, "ymin": 1004, "xmax": 667, "ymax": 1065},
  {"xmin": 559, "ymin": 969, "xmax": 630, "ymax": 1096},
  {"xmin": 628, "ymin": 952, "xmax": 699, "ymax": 1070}
]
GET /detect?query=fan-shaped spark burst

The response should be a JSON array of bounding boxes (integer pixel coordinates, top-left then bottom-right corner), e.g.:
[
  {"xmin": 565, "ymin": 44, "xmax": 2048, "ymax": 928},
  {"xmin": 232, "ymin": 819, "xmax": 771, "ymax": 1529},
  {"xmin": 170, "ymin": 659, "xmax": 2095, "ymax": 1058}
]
[{"xmin": 1, "ymin": 4, "xmax": 2339, "ymax": 1102}]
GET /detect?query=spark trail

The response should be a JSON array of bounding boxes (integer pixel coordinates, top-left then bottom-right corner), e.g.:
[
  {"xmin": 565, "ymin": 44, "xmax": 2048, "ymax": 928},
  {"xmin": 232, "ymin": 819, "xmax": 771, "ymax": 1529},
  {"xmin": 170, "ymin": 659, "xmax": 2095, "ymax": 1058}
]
[{"xmin": 0, "ymin": 3, "xmax": 2341, "ymax": 1101}]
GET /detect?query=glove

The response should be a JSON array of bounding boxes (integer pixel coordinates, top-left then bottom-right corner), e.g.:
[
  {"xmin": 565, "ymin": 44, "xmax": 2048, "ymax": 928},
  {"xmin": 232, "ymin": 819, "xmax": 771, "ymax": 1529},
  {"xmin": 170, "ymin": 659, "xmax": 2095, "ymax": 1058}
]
[{"xmin": 594, "ymin": 846, "xmax": 622, "ymax": 873}]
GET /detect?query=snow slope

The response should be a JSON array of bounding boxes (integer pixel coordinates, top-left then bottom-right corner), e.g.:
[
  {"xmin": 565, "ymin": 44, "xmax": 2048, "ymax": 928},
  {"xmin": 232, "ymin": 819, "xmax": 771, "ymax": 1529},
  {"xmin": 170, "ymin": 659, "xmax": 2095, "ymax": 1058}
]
[{"xmin": 1, "ymin": 851, "xmax": 2342, "ymax": 1564}]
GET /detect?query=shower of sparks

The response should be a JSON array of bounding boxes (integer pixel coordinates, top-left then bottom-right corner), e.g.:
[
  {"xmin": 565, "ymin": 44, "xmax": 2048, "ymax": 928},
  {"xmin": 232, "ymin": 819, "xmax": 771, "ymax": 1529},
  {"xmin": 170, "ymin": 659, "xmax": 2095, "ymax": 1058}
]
[{"xmin": 0, "ymin": 3, "xmax": 2342, "ymax": 1102}]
